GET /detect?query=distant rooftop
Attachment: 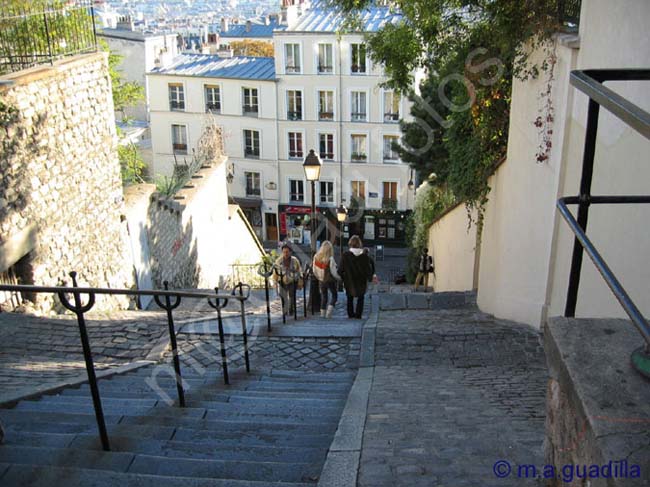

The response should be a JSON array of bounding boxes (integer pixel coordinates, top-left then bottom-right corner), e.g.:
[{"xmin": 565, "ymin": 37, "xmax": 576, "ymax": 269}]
[
  {"xmin": 149, "ymin": 54, "xmax": 276, "ymax": 81},
  {"xmin": 99, "ymin": 28, "xmax": 176, "ymax": 42},
  {"xmin": 284, "ymin": 3, "xmax": 403, "ymax": 33},
  {"xmin": 221, "ymin": 17, "xmax": 286, "ymax": 38}
]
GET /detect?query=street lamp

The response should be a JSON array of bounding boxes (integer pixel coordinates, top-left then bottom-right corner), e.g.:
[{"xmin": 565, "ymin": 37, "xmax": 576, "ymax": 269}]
[
  {"xmin": 303, "ymin": 149, "xmax": 322, "ymax": 314},
  {"xmin": 336, "ymin": 205, "xmax": 347, "ymax": 292}
]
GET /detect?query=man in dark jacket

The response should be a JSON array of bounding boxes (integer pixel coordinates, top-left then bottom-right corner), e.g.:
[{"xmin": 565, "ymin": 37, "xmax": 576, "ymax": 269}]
[{"xmin": 340, "ymin": 235, "xmax": 374, "ymax": 319}]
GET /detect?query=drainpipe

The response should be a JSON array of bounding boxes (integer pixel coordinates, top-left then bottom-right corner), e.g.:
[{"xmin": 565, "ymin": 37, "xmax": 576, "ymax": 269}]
[{"xmin": 337, "ymin": 35, "xmax": 343, "ymax": 208}]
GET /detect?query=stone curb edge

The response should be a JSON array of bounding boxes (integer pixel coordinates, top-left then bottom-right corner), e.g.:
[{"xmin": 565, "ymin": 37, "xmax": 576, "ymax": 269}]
[{"xmin": 318, "ymin": 294, "xmax": 379, "ymax": 487}]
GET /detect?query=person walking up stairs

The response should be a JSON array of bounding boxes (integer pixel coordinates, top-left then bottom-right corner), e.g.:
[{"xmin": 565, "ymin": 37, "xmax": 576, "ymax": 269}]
[{"xmin": 312, "ymin": 241, "xmax": 341, "ymax": 319}]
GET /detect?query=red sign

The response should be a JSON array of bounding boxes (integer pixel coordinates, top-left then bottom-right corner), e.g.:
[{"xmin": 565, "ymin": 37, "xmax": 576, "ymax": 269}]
[{"xmin": 280, "ymin": 213, "xmax": 287, "ymax": 235}]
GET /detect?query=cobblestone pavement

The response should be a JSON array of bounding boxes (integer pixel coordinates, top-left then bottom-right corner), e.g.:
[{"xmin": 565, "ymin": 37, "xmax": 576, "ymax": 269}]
[
  {"xmin": 161, "ymin": 292, "xmax": 367, "ymax": 374},
  {"xmin": 359, "ymin": 307, "xmax": 548, "ymax": 487},
  {"xmin": 0, "ymin": 289, "xmax": 368, "ymax": 400}
]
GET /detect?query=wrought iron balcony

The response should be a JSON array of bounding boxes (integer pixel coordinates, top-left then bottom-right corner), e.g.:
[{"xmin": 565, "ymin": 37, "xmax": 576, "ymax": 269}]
[
  {"xmin": 319, "ymin": 111, "xmax": 334, "ymax": 121},
  {"xmin": 351, "ymin": 112, "xmax": 367, "ymax": 122},
  {"xmin": 170, "ymin": 100, "xmax": 185, "ymax": 111},
  {"xmin": 205, "ymin": 103, "xmax": 221, "ymax": 113},
  {"xmin": 351, "ymin": 152, "xmax": 367, "ymax": 162},
  {"xmin": 242, "ymin": 105, "xmax": 259, "ymax": 116},
  {"xmin": 384, "ymin": 112, "xmax": 400, "ymax": 122},
  {"xmin": 382, "ymin": 198, "xmax": 398, "ymax": 210},
  {"xmin": 287, "ymin": 111, "xmax": 302, "ymax": 121}
]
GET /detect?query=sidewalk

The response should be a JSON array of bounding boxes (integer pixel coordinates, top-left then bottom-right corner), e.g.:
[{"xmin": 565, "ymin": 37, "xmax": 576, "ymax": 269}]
[{"xmin": 320, "ymin": 293, "xmax": 548, "ymax": 487}]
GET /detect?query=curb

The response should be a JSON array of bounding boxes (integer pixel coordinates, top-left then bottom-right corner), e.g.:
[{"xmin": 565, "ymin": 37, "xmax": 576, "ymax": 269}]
[{"xmin": 318, "ymin": 293, "xmax": 378, "ymax": 487}]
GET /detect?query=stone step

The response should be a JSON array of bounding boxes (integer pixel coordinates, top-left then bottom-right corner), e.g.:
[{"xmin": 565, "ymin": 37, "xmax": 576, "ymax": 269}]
[
  {"xmin": 0, "ymin": 444, "xmax": 134, "ymax": 472},
  {"xmin": 60, "ymin": 385, "xmax": 348, "ymax": 404},
  {"xmin": 68, "ymin": 434, "xmax": 328, "ymax": 464},
  {"xmin": 118, "ymin": 415, "xmax": 337, "ymax": 436},
  {"xmin": 3, "ymin": 421, "xmax": 176, "ymax": 440},
  {"xmin": 38, "ymin": 395, "xmax": 342, "ymax": 417},
  {"xmin": 0, "ymin": 430, "xmax": 76, "ymax": 448},
  {"xmin": 128, "ymin": 452, "xmax": 321, "ymax": 483},
  {"xmin": 37, "ymin": 395, "xmax": 160, "ymax": 408},
  {"xmin": 170, "ymin": 427, "xmax": 334, "ymax": 448},
  {"xmin": 0, "ymin": 464, "xmax": 314, "ymax": 487},
  {"xmin": 0, "ymin": 445, "xmax": 321, "ymax": 483}
]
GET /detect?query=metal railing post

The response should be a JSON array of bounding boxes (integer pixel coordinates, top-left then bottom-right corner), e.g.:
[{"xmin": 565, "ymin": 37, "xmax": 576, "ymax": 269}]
[
  {"xmin": 57, "ymin": 272, "xmax": 109, "ymax": 451},
  {"xmin": 153, "ymin": 282, "xmax": 185, "ymax": 407},
  {"xmin": 207, "ymin": 288, "xmax": 230, "ymax": 385},
  {"xmin": 234, "ymin": 283, "xmax": 251, "ymax": 373},
  {"xmin": 565, "ymin": 98, "xmax": 600, "ymax": 317},
  {"xmin": 257, "ymin": 262, "xmax": 273, "ymax": 332},
  {"xmin": 302, "ymin": 266, "xmax": 309, "ymax": 318}
]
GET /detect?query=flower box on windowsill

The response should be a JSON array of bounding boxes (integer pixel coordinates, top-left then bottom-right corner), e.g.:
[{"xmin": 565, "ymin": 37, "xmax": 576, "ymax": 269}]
[{"xmin": 351, "ymin": 153, "xmax": 367, "ymax": 162}]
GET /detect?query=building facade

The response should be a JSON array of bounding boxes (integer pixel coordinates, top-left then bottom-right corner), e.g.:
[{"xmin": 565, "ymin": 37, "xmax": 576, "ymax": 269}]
[{"xmin": 148, "ymin": 2, "xmax": 414, "ymax": 246}]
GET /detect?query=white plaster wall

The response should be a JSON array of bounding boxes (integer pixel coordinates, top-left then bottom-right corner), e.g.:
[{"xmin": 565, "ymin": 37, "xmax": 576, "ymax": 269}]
[
  {"xmin": 476, "ymin": 0, "xmax": 650, "ymax": 328},
  {"xmin": 547, "ymin": 0, "xmax": 650, "ymax": 320},
  {"xmin": 428, "ymin": 204, "xmax": 477, "ymax": 292}
]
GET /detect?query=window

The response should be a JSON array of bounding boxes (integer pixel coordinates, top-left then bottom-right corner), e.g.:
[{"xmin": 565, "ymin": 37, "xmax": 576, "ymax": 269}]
[
  {"xmin": 205, "ymin": 85, "xmax": 221, "ymax": 113},
  {"xmin": 351, "ymin": 91, "xmax": 367, "ymax": 121},
  {"xmin": 319, "ymin": 133, "xmax": 334, "ymax": 160},
  {"xmin": 244, "ymin": 129, "xmax": 260, "ymax": 158},
  {"xmin": 245, "ymin": 172, "xmax": 261, "ymax": 197},
  {"xmin": 290, "ymin": 179, "xmax": 304, "ymax": 202},
  {"xmin": 383, "ymin": 135, "xmax": 400, "ymax": 162},
  {"xmin": 288, "ymin": 132, "xmax": 303, "ymax": 159},
  {"xmin": 169, "ymin": 84, "xmax": 185, "ymax": 111},
  {"xmin": 242, "ymin": 88, "xmax": 258, "ymax": 116},
  {"xmin": 171, "ymin": 124, "xmax": 188, "ymax": 154},
  {"xmin": 382, "ymin": 182, "xmax": 398, "ymax": 209},
  {"xmin": 384, "ymin": 91, "xmax": 400, "ymax": 122},
  {"xmin": 285, "ymin": 43, "xmax": 301, "ymax": 73},
  {"xmin": 318, "ymin": 43, "xmax": 333, "ymax": 73},
  {"xmin": 351, "ymin": 134, "xmax": 367, "ymax": 161},
  {"xmin": 287, "ymin": 90, "xmax": 303, "ymax": 120},
  {"xmin": 320, "ymin": 181, "xmax": 334, "ymax": 204},
  {"xmin": 351, "ymin": 180, "xmax": 366, "ymax": 204},
  {"xmin": 351, "ymin": 43, "xmax": 367, "ymax": 74},
  {"xmin": 318, "ymin": 90, "xmax": 334, "ymax": 120}
]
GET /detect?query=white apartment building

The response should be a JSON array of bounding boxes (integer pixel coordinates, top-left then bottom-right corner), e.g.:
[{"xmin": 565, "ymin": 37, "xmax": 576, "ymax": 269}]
[{"xmin": 148, "ymin": 2, "xmax": 415, "ymax": 245}]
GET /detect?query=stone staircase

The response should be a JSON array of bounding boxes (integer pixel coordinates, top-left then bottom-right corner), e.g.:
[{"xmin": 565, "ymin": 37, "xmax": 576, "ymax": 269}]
[{"xmin": 0, "ymin": 364, "xmax": 355, "ymax": 486}]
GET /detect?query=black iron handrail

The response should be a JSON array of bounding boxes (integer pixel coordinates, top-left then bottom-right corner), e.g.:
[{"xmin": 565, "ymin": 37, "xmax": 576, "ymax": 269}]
[
  {"xmin": 0, "ymin": 1, "xmax": 97, "ymax": 75},
  {"xmin": 560, "ymin": 69, "xmax": 650, "ymax": 379},
  {"xmin": 0, "ymin": 272, "xmax": 251, "ymax": 451}
]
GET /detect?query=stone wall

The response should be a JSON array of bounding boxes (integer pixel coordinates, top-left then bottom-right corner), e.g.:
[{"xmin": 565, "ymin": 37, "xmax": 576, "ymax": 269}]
[
  {"xmin": 124, "ymin": 159, "xmax": 265, "ymax": 292},
  {"xmin": 544, "ymin": 317, "xmax": 649, "ymax": 486},
  {"xmin": 0, "ymin": 53, "xmax": 134, "ymax": 312}
]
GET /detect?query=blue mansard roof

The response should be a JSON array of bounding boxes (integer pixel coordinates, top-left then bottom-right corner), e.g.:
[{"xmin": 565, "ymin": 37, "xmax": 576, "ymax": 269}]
[{"xmin": 150, "ymin": 54, "xmax": 276, "ymax": 81}]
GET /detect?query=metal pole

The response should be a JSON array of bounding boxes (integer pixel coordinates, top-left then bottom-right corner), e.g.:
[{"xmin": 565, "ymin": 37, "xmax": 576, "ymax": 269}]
[
  {"xmin": 310, "ymin": 180, "xmax": 317, "ymax": 314},
  {"xmin": 154, "ymin": 282, "xmax": 185, "ymax": 407},
  {"xmin": 565, "ymin": 99, "xmax": 600, "ymax": 317},
  {"xmin": 264, "ymin": 275, "xmax": 271, "ymax": 331},
  {"xmin": 237, "ymin": 283, "xmax": 251, "ymax": 373},
  {"xmin": 207, "ymin": 289, "xmax": 229, "ymax": 385},
  {"xmin": 57, "ymin": 272, "xmax": 109, "ymax": 451}
]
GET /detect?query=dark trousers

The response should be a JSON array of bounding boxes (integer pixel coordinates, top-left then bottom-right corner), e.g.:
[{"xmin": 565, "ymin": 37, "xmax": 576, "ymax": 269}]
[
  {"xmin": 320, "ymin": 280, "xmax": 338, "ymax": 310},
  {"xmin": 346, "ymin": 293, "xmax": 365, "ymax": 319}
]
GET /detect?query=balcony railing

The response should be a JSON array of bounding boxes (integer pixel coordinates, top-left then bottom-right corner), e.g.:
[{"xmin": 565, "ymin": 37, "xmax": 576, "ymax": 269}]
[
  {"xmin": 242, "ymin": 105, "xmax": 258, "ymax": 116},
  {"xmin": 320, "ymin": 152, "xmax": 334, "ymax": 160},
  {"xmin": 351, "ymin": 152, "xmax": 367, "ymax": 162},
  {"xmin": 244, "ymin": 148, "xmax": 259, "ymax": 159},
  {"xmin": 285, "ymin": 65, "xmax": 300, "ymax": 73},
  {"xmin": 246, "ymin": 187, "xmax": 261, "ymax": 197},
  {"xmin": 318, "ymin": 64, "xmax": 333, "ymax": 74},
  {"xmin": 290, "ymin": 193, "xmax": 304, "ymax": 202},
  {"xmin": 0, "ymin": 1, "xmax": 97, "ymax": 75},
  {"xmin": 384, "ymin": 112, "xmax": 400, "ymax": 122},
  {"xmin": 172, "ymin": 143, "xmax": 188, "ymax": 154},
  {"xmin": 351, "ymin": 64, "xmax": 366, "ymax": 74},
  {"xmin": 170, "ymin": 100, "xmax": 185, "ymax": 111},
  {"xmin": 351, "ymin": 112, "xmax": 367, "ymax": 122},
  {"xmin": 287, "ymin": 111, "xmax": 302, "ymax": 121},
  {"xmin": 382, "ymin": 198, "xmax": 398, "ymax": 210},
  {"xmin": 205, "ymin": 103, "xmax": 221, "ymax": 113},
  {"xmin": 319, "ymin": 111, "xmax": 334, "ymax": 121},
  {"xmin": 288, "ymin": 150, "xmax": 304, "ymax": 159}
]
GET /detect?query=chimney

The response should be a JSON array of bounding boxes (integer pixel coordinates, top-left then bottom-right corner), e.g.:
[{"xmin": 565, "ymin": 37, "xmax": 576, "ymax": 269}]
[
  {"xmin": 246, "ymin": 20, "xmax": 252, "ymax": 32},
  {"xmin": 265, "ymin": 15, "xmax": 271, "ymax": 26},
  {"xmin": 221, "ymin": 17, "xmax": 229, "ymax": 33}
]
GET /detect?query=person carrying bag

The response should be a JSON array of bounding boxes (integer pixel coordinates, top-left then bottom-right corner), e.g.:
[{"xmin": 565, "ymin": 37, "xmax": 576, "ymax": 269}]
[{"xmin": 312, "ymin": 241, "xmax": 341, "ymax": 318}]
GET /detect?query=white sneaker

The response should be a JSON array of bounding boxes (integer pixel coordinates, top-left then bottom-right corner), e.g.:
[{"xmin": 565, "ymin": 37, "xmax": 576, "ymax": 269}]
[
  {"xmin": 326, "ymin": 305, "xmax": 334, "ymax": 318},
  {"xmin": 320, "ymin": 309, "xmax": 326, "ymax": 317}
]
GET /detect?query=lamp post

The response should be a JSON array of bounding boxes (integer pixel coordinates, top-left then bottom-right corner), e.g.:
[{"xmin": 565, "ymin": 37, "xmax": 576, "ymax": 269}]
[
  {"xmin": 303, "ymin": 149, "xmax": 322, "ymax": 314},
  {"xmin": 336, "ymin": 205, "xmax": 347, "ymax": 292}
]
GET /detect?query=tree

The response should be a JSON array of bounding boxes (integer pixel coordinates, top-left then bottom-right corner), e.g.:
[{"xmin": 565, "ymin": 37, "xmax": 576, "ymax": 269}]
[
  {"xmin": 100, "ymin": 40, "xmax": 145, "ymax": 121},
  {"xmin": 229, "ymin": 40, "xmax": 274, "ymax": 57},
  {"xmin": 329, "ymin": 0, "xmax": 558, "ymax": 221}
]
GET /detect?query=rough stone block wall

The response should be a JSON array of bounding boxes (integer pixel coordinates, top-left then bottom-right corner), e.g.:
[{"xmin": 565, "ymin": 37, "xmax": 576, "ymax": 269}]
[{"xmin": 0, "ymin": 53, "xmax": 134, "ymax": 312}]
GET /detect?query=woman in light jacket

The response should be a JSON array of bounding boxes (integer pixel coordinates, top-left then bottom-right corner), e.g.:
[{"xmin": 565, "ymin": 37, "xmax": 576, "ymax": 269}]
[{"xmin": 312, "ymin": 241, "xmax": 341, "ymax": 318}]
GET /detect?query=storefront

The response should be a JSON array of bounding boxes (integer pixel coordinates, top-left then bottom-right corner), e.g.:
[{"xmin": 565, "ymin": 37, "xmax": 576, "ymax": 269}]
[
  {"xmin": 278, "ymin": 205, "xmax": 339, "ymax": 245},
  {"xmin": 341, "ymin": 208, "xmax": 410, "ymax": 247},
  {"xmin": 231, "ymin": 197, "xmax": 263, "ymax": 240}
]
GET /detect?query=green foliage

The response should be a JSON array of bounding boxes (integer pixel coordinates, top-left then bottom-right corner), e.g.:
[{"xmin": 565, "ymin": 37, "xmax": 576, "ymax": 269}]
[
  {"xmin": 405, "ymin": 183, "xmax": 456, "ymax": 282},
  {"xmin": 99, "ymin": 40, "xmax": 145, "ymax": 121},
  {"xmin": 118, "ymin": 142, "xmax": 146, "ymax": 186},
  {"xmin": 229, "ymin": 40, "xmax": 275, "ymax": 57},
  {"xmin": 0, "ymin": 1, "xmax": 95, "ymax": 75}
]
